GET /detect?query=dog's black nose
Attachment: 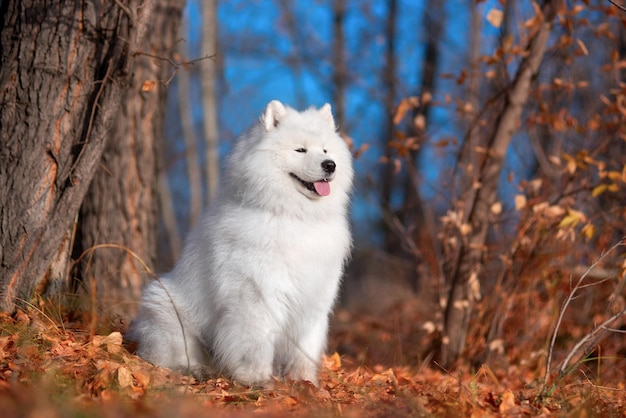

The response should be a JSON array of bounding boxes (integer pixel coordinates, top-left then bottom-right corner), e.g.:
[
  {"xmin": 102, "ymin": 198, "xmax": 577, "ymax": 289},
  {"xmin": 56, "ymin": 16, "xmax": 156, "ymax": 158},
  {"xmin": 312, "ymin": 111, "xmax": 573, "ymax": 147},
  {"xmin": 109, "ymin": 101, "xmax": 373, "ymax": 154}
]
[{"xmin": 321, "ymin": 160, "xmax": 336, "ymax": 174}]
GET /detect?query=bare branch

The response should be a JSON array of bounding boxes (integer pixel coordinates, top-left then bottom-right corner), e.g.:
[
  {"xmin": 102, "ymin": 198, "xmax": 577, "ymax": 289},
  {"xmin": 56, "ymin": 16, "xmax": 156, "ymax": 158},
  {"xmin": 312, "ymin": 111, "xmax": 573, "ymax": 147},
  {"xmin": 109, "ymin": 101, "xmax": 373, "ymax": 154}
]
[
  {"xmin": 599, "ymin": 326, "xmax": 626, "ymax": 334},
  {"xmin": 113, "ymin": 0, "xmax": 135, "ymax": 21},
  {"xmin": 135, "ymin": 50, "xmax": 216, "ymax": 86},
  {"xmin": 608, "ymin": 0, "xmax": 626, "ymax": 13},
  {"xmin": 558, "ymin": 307, "xmax": 626, "ymax": 376},
  {"xmin": 543, "ymin": 238, "xmax": 626, "ymax": 390}
]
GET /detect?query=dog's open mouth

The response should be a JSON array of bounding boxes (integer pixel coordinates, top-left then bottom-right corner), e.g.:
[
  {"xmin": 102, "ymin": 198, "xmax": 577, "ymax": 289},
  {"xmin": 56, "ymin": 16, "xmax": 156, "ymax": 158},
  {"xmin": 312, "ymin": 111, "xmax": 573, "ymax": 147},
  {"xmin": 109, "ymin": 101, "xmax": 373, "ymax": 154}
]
[{"xmin": 290, "ymin": 173, "xmax": 331, "ymax": 196}]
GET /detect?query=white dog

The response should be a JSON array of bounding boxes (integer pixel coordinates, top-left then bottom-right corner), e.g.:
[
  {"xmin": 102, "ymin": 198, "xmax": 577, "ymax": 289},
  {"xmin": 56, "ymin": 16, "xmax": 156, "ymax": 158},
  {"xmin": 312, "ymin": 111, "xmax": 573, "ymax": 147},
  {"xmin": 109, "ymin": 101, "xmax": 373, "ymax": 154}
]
[{"xmin": 130, "ymin": 100, "xmax": 353, "ymax": 385}]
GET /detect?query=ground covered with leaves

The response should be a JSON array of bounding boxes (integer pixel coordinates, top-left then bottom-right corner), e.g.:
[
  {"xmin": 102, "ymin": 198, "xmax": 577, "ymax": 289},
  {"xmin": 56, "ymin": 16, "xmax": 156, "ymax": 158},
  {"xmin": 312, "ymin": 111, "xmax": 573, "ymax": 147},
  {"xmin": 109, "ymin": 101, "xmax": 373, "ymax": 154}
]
[{"xmin": 1, "ymin": 298, "xmax": 624, "ymax": 418}]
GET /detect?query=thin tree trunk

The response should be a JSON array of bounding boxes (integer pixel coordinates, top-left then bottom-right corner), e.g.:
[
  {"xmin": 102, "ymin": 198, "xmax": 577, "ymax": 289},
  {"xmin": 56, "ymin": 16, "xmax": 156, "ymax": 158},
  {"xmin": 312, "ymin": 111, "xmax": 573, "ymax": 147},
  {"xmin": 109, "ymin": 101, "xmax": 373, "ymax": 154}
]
[
  {"xmin": 201, "ymin": 0, "xmax": 220, "ymax": 206},
  {"xmin": 0, "ymin": 0, "xmax": 155, "ymax": 312},
  {"xmin": 442, "ymin": 0, "xmax": 562, "ymax": 366},
  {"xmin": 401, "ymin": 0, "xmax": 443, "ymax": 249},
  {"xmin": 466, "ymin": 0, "xmax": 482, "ymax": 132},
  {"xmin": 178, "ymin": 34, "xmax": 203, "ymax": 228},
  {"xmin": 332, "ymin": 0, "xmax": 347, "ymax": 129},
  {"xmin": 381, "ymin": 0, "xmax": 398, "ymax": 251},
  {"xmin": 158, "ymin": 172, "xmax": 182, "ymax": 266}
]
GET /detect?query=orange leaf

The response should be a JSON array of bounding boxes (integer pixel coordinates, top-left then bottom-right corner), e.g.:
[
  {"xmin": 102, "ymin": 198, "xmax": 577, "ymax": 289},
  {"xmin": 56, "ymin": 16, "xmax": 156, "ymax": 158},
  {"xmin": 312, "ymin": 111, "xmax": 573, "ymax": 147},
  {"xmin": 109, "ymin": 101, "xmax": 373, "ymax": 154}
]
[
  {"xmin": 117, "ymin": 366, "xmax": 133, "ymax": 388},
  {"xmin": 581, "ymin": 223, "xmax": 595, "ymax": 240},
  {"xmin": 592, "ymin": 184, "xmax": 607, "ymax": 197},
  {"xmin": 524, "ymin": 1, "xmax": 544, "ymax": 34},
  {"xmin": 499, "ymin": 390, "xmax": 517, "ymax": 413},
  {"xmin": 323, "ymin": 352, "xmax": 342, "ymax": 372},
  {"xmin": 607, "ymin": 170, "xmax": 622, "ymax": 182},
  {"xmin": 141, "ymin": 80, "xmax": 157, "ymax": 92},
  {"xmin": 607, "ymin": 183, "xmax": 619, "ymax": 192},
  {"xmin": 393, "ymin": 97, "xmax": 419, "ymax": 125}
]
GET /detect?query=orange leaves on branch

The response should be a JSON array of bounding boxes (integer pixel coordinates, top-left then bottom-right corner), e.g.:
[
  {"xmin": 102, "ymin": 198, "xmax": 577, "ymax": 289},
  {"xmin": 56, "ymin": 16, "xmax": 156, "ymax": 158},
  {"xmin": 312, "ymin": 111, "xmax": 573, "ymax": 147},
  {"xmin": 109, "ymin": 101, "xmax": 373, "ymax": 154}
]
[
  {"xmin": 607, "ymin": 167, "xmax": 626, "ymax": 183},
  {"xmin": 524, "ymin": 1, "xmax": 544, "ymax": 38},
  {"xmin": 393, "ymin": 96, "xmax": 420, "ymax": 125},
  {"xmin": 594, "ymin": 166, "xmax": 625, "ymax": 197},
  {"xmin": 592, "ymin": 183, "xmax": 615, "ymax": 197},
  {"xmin": 342, "ymin": 134, "xmax": 369, "ymax": 159},
  {"xmin": 558, "ymin": 208, "xmax": 587, "ymax": 229},
  {"xmin": 581, "ymin": 223, "xmax": 595, "ymax": 240},
  {"xmin": 562, "ymin": 151, "xmax": 596, "ymax": 175},
  {"xmin": 486, "ymin": 8, "xmax": 504, "ymax": 28},
  {"xmin": 393, "ymin": 94, "xmax": 432, "ymax": 127},
  {"xmin": 556, "ymin": 208, "xmax": 596, "ymax": 241},
  {"xmin": 386, "ymin": 132, "xmax": 421, "ymax": 159},
  {"xmin": 532, "ymin": 202, "xmax": 565, "ymax": 218}
]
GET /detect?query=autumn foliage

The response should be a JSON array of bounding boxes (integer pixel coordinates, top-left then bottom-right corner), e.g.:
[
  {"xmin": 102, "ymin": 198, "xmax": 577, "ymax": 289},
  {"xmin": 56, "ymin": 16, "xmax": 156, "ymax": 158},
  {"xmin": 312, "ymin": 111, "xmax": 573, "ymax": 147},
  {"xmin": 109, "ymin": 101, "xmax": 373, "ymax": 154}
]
[
  {"xmin": 1, "ymin": 269, "xmax": 625, "ymax": 418},
  {"xmin": 1, "ymin": 0, "xmax": 626, "ymax": 417}
]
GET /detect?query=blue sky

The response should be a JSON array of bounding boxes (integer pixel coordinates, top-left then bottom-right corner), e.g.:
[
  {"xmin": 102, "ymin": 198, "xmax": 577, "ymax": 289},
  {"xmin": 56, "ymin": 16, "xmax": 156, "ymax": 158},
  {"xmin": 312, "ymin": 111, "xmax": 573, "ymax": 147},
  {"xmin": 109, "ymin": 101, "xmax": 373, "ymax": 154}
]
[{"xmin": 164, "ymin": 0, "xmax": 545, "ymax": 246}]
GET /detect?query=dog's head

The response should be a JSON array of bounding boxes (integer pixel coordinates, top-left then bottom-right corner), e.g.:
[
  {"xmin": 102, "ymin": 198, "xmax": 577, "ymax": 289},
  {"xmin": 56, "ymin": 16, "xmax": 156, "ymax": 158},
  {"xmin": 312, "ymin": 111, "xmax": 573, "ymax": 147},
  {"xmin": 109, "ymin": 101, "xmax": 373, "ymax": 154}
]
[{"xmin": 260, "ymin": 100, "xmax": 353, "ymax": 201}]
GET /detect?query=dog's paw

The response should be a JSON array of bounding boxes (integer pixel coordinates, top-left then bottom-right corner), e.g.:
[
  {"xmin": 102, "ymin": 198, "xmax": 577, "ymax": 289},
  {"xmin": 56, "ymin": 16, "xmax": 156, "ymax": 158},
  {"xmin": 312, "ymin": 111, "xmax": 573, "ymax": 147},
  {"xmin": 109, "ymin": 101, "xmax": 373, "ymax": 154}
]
[{"xmin": 186, "ymin": 365, "xmax": 215, "ymax": 382}]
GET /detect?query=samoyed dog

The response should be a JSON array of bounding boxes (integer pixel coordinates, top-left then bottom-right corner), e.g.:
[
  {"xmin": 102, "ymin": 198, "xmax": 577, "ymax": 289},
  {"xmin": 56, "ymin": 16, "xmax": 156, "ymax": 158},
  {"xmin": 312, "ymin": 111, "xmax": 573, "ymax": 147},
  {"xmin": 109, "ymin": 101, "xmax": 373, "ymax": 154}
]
[{"xmin": 131, "ymin": 100, "xmax": 353, "ymax": 385}]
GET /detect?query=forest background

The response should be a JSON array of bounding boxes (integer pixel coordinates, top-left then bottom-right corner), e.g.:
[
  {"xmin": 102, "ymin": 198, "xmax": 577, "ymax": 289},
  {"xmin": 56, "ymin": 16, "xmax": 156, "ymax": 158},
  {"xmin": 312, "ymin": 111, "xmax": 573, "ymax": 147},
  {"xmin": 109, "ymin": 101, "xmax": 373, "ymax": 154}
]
[{"xmin": 0, "ymin": 0, "xmax": 625, "ymax": 416}]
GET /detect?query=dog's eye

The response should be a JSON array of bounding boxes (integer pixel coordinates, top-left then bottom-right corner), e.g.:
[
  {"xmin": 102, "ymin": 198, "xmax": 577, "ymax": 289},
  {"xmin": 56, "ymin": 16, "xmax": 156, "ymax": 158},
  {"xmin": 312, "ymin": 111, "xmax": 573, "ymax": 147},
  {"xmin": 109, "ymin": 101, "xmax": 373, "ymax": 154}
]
[
  {"xmin": 295, "ymin": 148, "xmax": 307, "ymax": 153},
  {"xmin": 323, "ymin": 149, "xmax": 327, "ymax": 154}
]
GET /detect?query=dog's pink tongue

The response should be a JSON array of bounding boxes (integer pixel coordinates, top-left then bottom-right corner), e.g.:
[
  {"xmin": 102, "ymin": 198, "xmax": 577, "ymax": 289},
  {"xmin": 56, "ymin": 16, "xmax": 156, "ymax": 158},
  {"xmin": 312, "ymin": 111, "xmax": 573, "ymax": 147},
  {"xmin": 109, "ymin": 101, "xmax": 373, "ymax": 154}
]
[{"xmin": 314, "ymin": 181, "xmax": 331, "ymax": 196}]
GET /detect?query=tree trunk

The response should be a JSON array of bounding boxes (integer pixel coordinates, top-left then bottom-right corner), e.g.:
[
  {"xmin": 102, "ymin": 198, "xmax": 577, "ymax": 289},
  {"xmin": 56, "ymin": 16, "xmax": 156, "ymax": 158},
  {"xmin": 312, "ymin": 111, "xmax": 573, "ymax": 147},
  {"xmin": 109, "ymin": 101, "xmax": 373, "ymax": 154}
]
[
  {"xmin": 442, "ymin": 0, "xmax": 562, "ymax": 366},
  {"xmin": 177, "ymin": 30, "xmax": 203, "ymax": 230},
  {"xmin": 73, "ymin": 0, "xmax": 185, "ymax": 318},
  {"xmin": 332, "ymin": 0, "xmax": 347, "ymax": 129},
  {"xmin": 380, "ymin": 0, "xmax": 398, "ymax": 251},
  {"xmin": 0, "ymin": 0, "xmax": 152, "ymax": 312},
  {"xmin": 400, "ymin": 0, "xmax": 443, "ymax": 264},
  {"xmin": 201, "ymin": 0, "xmax": 220, "ymax": 206},
  {"xmin": 0, "ymin": 0, "xmax": 184, "ymax": 313},
  {"xmin": 381, "ymin": 0, "xmax": 443, "ymax": 292}
]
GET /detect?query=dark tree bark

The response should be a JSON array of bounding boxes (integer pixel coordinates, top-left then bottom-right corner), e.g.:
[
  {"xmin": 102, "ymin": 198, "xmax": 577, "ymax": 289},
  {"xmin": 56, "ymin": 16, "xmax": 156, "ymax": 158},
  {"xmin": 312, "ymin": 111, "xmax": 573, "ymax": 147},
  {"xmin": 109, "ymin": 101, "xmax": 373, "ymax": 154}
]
[
  {"xmin": 0, "ymin": 0, "xmax": 183, "ymax": 313},
  {"xmin": 73, "ymin": 0, "xmax": 185, "ymax": 318},
  {"xmin": 332, "ymin": 0, "xmax": 347, "ymax": 129},
  {"xmin": 381, "ymin": 0, "xmax": 443, "ymax": 292},
  {"xmin": 381, "ymin": 0, "xmax": 398, "ymax": 251},
  {"xmin": 399, "ymin": 0, "xmax": 443, "ymax": 263}
]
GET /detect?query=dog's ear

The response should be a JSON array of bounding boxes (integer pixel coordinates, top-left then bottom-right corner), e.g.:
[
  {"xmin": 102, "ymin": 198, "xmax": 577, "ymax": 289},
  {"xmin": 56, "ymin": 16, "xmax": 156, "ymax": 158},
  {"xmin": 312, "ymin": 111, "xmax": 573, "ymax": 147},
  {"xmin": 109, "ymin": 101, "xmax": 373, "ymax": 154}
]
[
  {"xmin": 263, "ymin": 100, "xmax": 287, "ymax": 131},
  {"xmin": 320, "ymin": 103, "xmax": 336, "ymax": 129}
]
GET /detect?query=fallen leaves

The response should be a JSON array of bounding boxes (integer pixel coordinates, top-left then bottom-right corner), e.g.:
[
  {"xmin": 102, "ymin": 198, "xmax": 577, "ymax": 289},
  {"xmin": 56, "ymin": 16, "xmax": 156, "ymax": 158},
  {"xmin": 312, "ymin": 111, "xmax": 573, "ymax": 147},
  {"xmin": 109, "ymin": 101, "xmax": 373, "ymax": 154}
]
[
  {"xmin": 1, "ymin": 305, "xmax": 625, "ymax": 417},
  {"xmin": 92, "ymin": 331, "xmax": 123, "ymax": 354}
]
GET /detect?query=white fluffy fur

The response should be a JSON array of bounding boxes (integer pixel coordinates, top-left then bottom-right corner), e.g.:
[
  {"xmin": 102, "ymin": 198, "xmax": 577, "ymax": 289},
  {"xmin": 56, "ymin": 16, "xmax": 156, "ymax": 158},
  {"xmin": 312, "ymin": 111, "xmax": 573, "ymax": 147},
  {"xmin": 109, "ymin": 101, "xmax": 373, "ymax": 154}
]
[{"xmin": 130, "ymin": 101, "xmax": 353, "ymax": 385}]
